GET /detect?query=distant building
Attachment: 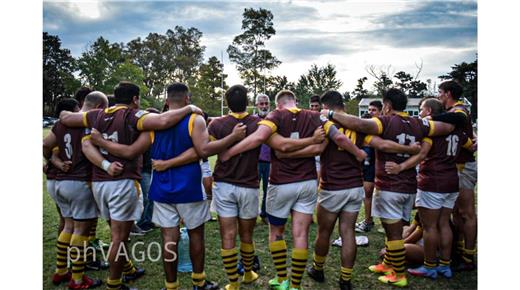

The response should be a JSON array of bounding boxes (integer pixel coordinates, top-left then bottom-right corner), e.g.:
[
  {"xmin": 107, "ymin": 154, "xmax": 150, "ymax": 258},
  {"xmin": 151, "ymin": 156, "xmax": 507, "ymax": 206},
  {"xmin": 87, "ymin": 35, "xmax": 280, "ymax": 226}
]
[{"xmin": 358, "ymin": 97, "xmax": 472, "ymax": 117}]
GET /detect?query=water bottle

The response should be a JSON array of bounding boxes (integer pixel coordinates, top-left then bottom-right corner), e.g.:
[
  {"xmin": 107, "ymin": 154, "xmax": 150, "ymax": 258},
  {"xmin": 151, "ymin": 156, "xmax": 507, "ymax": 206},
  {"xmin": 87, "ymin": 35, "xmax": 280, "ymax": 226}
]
[{"xmin": 177, "ymin": 227, "xmax": 192, "ymax": 272}]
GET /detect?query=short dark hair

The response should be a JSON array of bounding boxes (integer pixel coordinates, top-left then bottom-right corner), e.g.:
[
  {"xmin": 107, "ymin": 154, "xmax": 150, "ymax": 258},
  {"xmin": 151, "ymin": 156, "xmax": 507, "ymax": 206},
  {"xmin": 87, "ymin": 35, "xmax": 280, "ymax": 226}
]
[
  {"xmin": 166, "ymin": 82, "xmax": 189, "ymax": 101},
  {"xmin": 438, "ymin": 80, "xmax": 463, "ymax": 100},
  {"xmin": 382, "ymin": 88, "xmax": 407, "ymax": 111},
  {"xmin": 275, "ymin": 90, "xmax": 296, "ymax": 103},
  {"xmin": 114, "ymin": 81, "xmax": 140, "ymax": 104},
  {"xmin": 309, "ymin": 95, "xmax": 321, "ymax": 104},
  {"xmin": 107, "ymin": 95, "xmax": 116, "ymax": 107},
  {"xmin": 369, "ymin": 100, "xmax": 383, "ymax": 111},
  {"xmin": 74, "ymin": 87, "xmax": 93, "ymax": 104},
  {"xmin": 422, "ymin": 98, "xmax": 445, "ymax": 116},
  {"xmin": 320, "ymin": 90, "xmax": 344, "ymax": 109},
  {"xmin": 55, "ymin": 98, "xmax": 79, "ymax": 117},
  {"xmin": 225, "ymin": 84, "xmax": 248, "ymax": 112}
]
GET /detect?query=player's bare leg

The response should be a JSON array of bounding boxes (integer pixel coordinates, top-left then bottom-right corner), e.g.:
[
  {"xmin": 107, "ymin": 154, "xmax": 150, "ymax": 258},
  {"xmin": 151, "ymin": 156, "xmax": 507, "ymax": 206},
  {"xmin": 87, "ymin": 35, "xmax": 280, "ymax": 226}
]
[
  {"xmin": 407, "ymin": 208, "xmax": 441, "ymax": 279},
  {"xmin": 161, "ymin": 227, "xmax": 180, "ymax": 287},
  {"xmin": 307, "ymin": 205, "xmax": 338, "ymax": 282},
  {"xmin": 362, "ymin": 181, "xmax": 374, "ymax": 224},
  {"xmin": 454, "ymin": 188, "xmax": 477, "ymax": 270},
  {"xmin": 338, "ymin": 210, "xmax": 358, "ymax": 287},
  {"xmin": 107, "ymin": 220, "xmax": 134, "ymax": 280},
  {"xmin": 437, "ymin": 207, "xmax": 455, "ymax": 278},
  {"xmin": 289, "ymin": 210, "xmax": 312, "ymax": 289}
]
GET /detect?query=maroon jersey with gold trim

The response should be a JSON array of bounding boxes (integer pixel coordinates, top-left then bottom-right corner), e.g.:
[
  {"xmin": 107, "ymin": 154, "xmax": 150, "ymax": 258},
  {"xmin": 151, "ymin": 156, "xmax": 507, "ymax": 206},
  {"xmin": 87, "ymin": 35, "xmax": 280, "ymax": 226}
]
[
  {"xmin": 46, "ymin": 163, "xmax": 58, "ymax": 180},
  {"xmin": 374, "ymin": 113, "xmax": 433, "ymax": 194},
  {"xmin": 208, "ymin": 113, "xmax": 261, "ymax": 188},
  {"xmin": 320, "ymin": 123, "xmax": 367, "ymax": 191},
  {"xmin": 259, "ymin": 108, "xmax": 332, "ymax": 185},
  {"xmin": 449, "ymin": 102, "xmax": 475, "ymax": 164},
  {"xmin": 83, "ymin": 105, "xmax": 148, "ymax": 181},
  {"xmin": 418, "ymin": 127, "xmax": 471, "ymax": 193},
  {"xmin": 52, "ymin": 121, "xmax": 91, "ymax": 181}
]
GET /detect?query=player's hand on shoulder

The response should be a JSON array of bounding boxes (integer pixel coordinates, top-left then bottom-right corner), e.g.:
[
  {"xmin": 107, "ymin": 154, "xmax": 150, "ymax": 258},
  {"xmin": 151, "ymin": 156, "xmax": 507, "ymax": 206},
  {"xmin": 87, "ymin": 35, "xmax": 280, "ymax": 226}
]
[
  {"xmin": 90, "ymin": 128, "xmax": 102, "ymax": 145},
  {"xmin": 320, "ymin": 109, "xmax": 329, "ymax": 117},
  {"xmin": 108, "ymin": 161, "xmax": 123, "ymax": 177},
  {"xmin": 274, "ymin": 150, "xmax": 288, "ymax": 159},
  {"xmin": 384, "ymin": 161, "xmax": 402, "ymax": 175},
  {"xmin": 151, "ymin": 159, "xmax": 168, "ymax": 172},
  {"xmin": 312, "ymin": 126, "xmax": 325, "ymax": 143},
  {"xmin": 231, "ymin": 123, "xmax": 247, "ymax": 141},
  {"xmin": 189, "ymin": 105, "xmax": 204, "ymax": 116}
]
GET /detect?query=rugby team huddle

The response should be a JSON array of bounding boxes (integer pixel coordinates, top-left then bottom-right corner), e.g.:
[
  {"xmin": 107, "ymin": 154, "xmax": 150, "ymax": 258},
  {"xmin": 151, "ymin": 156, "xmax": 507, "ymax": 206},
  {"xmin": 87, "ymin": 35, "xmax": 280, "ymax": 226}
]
[{"xmin": 43, "ymin": 79, "xmax": 477, "ymax": 290}]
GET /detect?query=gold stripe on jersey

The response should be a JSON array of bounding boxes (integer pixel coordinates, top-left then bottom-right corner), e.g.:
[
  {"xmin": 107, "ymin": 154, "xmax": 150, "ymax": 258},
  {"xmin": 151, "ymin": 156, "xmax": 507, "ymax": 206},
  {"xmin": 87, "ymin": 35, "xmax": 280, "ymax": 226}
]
[
  {"xmin": 364, "ymin": 135, "xmax": 373, "ymax": 146},
  {"xmin": 82, "ymin": 112, "xmax": 88, "ymax": 127},
  {"xmin": 454, "ymin": 109, "xmax": 468, "ymax": 116},
  {"xmin": 454, "ymin": 101, "xmax": 465, "ymax": 107},
  {"xmin": 423, "ymin": 137, "xmax": 433, "ymax": 145},
  {"xmin": 462, "ymin": 138, "xmax": 473, "ymax": 149},
  {"xmin": 229, "ymin": 112, "xmax": 249, "ymax": 119},
  {"xmin": 428, "ymin": 120, "xmax": 436, "ymax": 137},
  {"xmin": 287, "ymin": 107, "xmax": 301, "ymax": 113},
  {"xmin": 81, "ymin": 135, "xmax": 91, "ymax": 143},
  {"xmin": 323, "ymin": 120, "xmax": 334, "ymax": 135},
  {"xmin": 397, "ymin": 112, "xmax": 409, "ymax": 117},
  {"xmin": 150, "ymin": 131, "xmax": 155, "ymax": 144},
  {"xmin": 258, "ymin": 119, "xmax": 277, "ymax": 134},
  {"xmin": 136, "ymin": 113, "xmax": 149, "ymax": 131},
  {"xmin": 188, "ymin": 113, "xmax": 197, "ymax": 137},
  {"xmin": 105, "ymin": 105, "xmax": 127, "ymax": 114},
  {"xmin": 52, "ymin": 146, "xmax": 59, "ymax": 152},
  {"xmin": 345, "ymin": 129, "xmax": 357, "ymax": 145},
  {"xmin": 456, "ymin": 163, "xmax": 465, "ymax": 172},
  {"xmin": 372, "ymin": 117, "xmax": 383, "ymax": 135},
  {"xmin": 209, "ymin": 135, "xmax": 217, "ymax": 142}
]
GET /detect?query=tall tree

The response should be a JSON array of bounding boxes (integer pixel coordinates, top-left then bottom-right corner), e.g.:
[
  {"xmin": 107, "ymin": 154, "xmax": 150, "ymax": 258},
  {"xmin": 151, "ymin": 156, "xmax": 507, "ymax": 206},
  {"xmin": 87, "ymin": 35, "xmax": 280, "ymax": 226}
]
[
  {"xmin": 126, "ymin": 27, "xmax": 205, "ymax": 99},
  {"xmin": 439, "ymin": 58, "xmax": 478, "ymax": 120},
  {"xmin": 227, "ymin": 8, "xmax": 281, "ymax": 95},
  {"xmin": 351, "ymin": 77, "xmax": 371, "ymax": 100},
  {"xmin": 77, "ymin": 37, "xmax": 125, "ymax": 92},
  {"xmin": 394, "ymin": 71, "xmax": 427, "ymax": 98},
  {"xmin": 43, "ymin": 32, "xmax": 79, "ymax": 114},
  {"xmin": 191, "ymin": 56, "xmax": 228, "ymax": 117},
  {"xmin": 294, "ymin": 64, "xmax": 342, "ymax": 106}
]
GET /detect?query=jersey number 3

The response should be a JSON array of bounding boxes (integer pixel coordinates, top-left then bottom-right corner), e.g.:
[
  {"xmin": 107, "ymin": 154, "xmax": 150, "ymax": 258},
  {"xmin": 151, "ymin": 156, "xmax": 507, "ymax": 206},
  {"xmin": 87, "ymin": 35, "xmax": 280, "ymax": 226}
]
[{"xmin": 64, "ymin": 133, "xmax": 73, "ymax": 159}]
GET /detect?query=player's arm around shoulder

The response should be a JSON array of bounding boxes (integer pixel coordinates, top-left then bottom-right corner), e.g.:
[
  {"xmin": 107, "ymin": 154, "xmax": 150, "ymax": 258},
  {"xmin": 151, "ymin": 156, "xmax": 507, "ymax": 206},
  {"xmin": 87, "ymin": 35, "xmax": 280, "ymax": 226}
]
[
  {"xmin": 384, "ymin": 139, "xmax": 432, "ymax": 175},
  {"xmin": 59, "ymin": 111, "xmax": 89, "ymax": 128},
  {"xmin": 321, "ymin": 109, "xmax": 381, "ymax": 135},
  {"xmin": 90, "ymin": 128, "xmax": 152, "ymax": 160},
  {"xmin": 426, "ymin": 117, "xmax": 455, "ymax": 137},
  {"xmin": 138, "ymin": 105, "xmax": 202, "ymax": 131},
  {"xmin": 81, "ymin": 137, "xmax": 123, "ymax": 177},
  {"xmin": 191, "ymin": 114, "xmax": 246, "ymax": 158},
  {"xmin": 220, "ymin": 123, "xmax": 272, "ymax": 161}
]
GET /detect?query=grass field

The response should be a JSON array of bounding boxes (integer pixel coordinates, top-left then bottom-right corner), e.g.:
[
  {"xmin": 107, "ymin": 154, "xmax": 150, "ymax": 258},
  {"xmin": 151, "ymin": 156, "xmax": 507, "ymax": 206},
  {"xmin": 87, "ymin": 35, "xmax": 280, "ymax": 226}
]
[{"xmin": 42, "ymin": 128, "xmax": 477, "ymax": 289}]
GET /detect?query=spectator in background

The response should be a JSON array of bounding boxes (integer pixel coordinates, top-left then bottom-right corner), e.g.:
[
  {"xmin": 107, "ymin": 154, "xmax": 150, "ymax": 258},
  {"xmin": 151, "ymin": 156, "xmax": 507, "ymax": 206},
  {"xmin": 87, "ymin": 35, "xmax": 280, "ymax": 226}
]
[
  {"xmin": 356, "ymin": 100, "xmax": 382, "ymax": 233},
  {"xmin": 255, "ymin": 93, "xmax": 271, "ymax": 224}
]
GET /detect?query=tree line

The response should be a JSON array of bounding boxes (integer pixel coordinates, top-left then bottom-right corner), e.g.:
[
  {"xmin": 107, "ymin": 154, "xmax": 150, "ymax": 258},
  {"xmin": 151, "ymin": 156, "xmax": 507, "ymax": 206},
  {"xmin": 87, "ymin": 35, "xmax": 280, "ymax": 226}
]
[{"xmin": 43, "ymin": 7, "xmax": 477, "ymax": 120}]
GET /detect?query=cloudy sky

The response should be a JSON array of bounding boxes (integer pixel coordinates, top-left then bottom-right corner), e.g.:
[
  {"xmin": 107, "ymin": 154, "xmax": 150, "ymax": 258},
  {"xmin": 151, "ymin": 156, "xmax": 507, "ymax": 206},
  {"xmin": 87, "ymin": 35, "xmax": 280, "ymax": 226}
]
[{"xmin": 43, "ymin": 0, "xmax": 477, "ymax": 93}]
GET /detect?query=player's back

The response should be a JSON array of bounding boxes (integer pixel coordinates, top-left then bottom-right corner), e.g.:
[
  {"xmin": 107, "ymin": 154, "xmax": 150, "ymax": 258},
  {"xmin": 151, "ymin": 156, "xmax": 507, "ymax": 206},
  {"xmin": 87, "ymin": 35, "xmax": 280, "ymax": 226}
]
[
  {"xmin": 209, "ymin": 113, "xmax": 261, "ymax": 188},
  {"xmin": 149, "ymin": 113, "xmax": 203, "ymax": 204},
  {"xmin": 85, "ymin": 105, "xmax": 145, "ymax": 181},
  {"xmin": 375, "ymin": 113, "xmax": 431, "ymax": 193},
  {"xmin": 263, "ymin": 108, "xmax": 323, "ymax": 184},
  {"xmin": 418, "ymin": 127, "xmax": 469, "ymax": 193},
  {"xmin": 52, "ymin": 121, "xmax": 91, "ymax": 181},
  {"xmin": 320, "ymin": 123, "xmax": 366, "ymax": 191}
]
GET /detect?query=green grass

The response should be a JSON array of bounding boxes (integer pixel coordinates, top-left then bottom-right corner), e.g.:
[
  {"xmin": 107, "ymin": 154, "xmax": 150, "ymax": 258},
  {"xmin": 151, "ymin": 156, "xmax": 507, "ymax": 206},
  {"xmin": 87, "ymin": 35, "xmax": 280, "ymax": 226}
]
[{"xmin": 42, "ymin": 128, "xmax": 477, "ymax": 289}]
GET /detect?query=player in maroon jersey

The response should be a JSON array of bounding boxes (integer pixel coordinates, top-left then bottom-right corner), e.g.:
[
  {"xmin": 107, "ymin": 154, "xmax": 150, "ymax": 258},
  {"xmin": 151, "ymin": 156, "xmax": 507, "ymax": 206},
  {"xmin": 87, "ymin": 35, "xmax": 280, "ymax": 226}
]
[
  {"xmin": 320, "ymin": 88, "xmax": 455, "ymax": 287},
  {"xmin": 435, "ymin": 80, "xmax": 478, "ymax": 270},
  {"xmin": 274, "ymin": 90, "xmax": 421, "ymax": 290},
  {"xmin": 385, "ymin": 97, "xmax": 474, "ymax": 280},
  {"xmin": 219, "ymin": 89, "xmax": 366, "ymax": 289},
  {"xmin": 59, "ymin": 82, "xmax": 205, "ymax": 290},
  {"xmin": 44, "ymin": 94, "xmax": 109, "ymax": 288}
]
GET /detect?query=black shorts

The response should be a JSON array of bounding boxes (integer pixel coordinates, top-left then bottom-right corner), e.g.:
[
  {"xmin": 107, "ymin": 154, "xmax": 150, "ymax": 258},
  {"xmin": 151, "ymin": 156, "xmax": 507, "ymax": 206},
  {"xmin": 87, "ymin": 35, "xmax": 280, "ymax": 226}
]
[{"xmin": 363, "ymin": 165, "xmax": 375, "ymax": 182}]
